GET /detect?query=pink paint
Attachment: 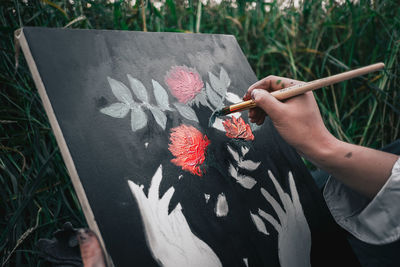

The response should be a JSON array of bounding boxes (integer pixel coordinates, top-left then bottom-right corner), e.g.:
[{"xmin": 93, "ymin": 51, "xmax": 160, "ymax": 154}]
[{"xmin": 165, "ymin": 66, "xmax": 204, "ymax": 104}]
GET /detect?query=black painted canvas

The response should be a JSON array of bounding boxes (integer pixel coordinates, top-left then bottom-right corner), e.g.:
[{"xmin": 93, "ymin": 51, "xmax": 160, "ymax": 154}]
[{"xmin": 21, "ymin": 27, "xmax": 359, "ymax": 266}]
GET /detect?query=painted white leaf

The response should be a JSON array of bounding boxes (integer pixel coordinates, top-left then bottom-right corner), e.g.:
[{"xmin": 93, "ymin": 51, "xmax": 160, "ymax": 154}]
[
  {"xmin": 149, "ymin": 106, "xmax": 167, "ymax": 130},
  {"xmin": 152, "ymin": 79, "xmax": 172, "ymax": 111},
  {"xmin": 173, "ymin": 103, "xmax": 199, "ymax": 122},
  {"xmin": 237, "ymin": 174, "xmax": 257, "ymax": 189},
  {"xmin": 243, "ymin": 258, "xmax": 249, "ymax": 267},
  {"xmin": 250, "ymin": 212, "xmax": 269, "ymax": 236},
  {"xmin": 190, "ymin": 90, "xmax": 214, "ymax": 110},
  {"xmin": 204, "ymin": 194, "xmax": 210, "ymax": 203},
  {"xmin": 131, "ymin": 106, "xmax": 147, "ymax": 131},
  {"xmin": 225, "ymin": 92, "xmax": 242, "ymax": 104},
  {"xmin": 241, "ymin": 146, "xmax": 250, "ymax": 156},
  {"xmin": 238, "ymin": 160, "xmax": 261, "ymax": 171},
  {"xmin": 229, "ymin": 163, "xmax": 257, "ymax": 189},
  {"xmin": 209, "ymin": 71, "xmax": 227, "ymax": 97},
  {"xmin": 228, "ymin": 164, "xmax": 238, "ymax": 179},
  {"xmin": 219, "ymin": 67, "xmax": 231, "ymax": 88},
  {"xmin": 107, "ymin": 77, "xmax": 133, "ymax": 105},
  {"xmin": 206, "ymin": 82, "xmax": 223, "ymax": 109},
  {"xmin": 127, "ymin": 74, "xmax": 148, "ymax": 103},
  {"xmin": 100, "ymin": 102, "xmax": 129, "ymax": 118},
  {"xmin": 227, "ymin": 145, "xmax": 240, "ymax": 162},
  {"xmin": 215, "ymin": 193, "xmax": 229, "ymax": 217},
  {"xmin": 212, "ymin": 117, "xmax": 225, "ymax": 132}
]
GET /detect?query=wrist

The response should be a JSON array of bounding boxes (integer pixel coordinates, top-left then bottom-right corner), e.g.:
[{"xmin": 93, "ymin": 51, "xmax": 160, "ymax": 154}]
[{"xmin": 300, "ymin": 132, "xmax": 341, "ymax": 165}]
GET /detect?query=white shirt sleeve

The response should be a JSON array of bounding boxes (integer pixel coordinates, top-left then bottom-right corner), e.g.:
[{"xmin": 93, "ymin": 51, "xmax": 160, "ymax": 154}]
[{"xmin": 323, "ymin": 157, "xmax": 400, "ymax": 245}]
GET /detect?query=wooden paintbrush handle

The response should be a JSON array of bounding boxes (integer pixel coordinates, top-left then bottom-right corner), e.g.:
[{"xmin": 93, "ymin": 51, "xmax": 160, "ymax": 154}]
[
  {"xmin": 270, "ymin": 62, "xmax": 385, "ymax": 100},
  {"xmin": 224, "ymin": 62, "xmax": 384, "ymax": 115}
]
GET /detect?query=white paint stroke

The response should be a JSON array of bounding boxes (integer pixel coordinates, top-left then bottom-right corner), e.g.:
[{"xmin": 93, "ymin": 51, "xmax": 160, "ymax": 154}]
[
  {"xmin": 256, "ymin": 171, "xmax": 311, "ymax": 267},
  {"xmin": 225, "ymin": 92, "xmax": 242, "ymax": 103},
  {"xmin": 237, "ymin": 175, "xmax": 257, "ymax": 189},
  {"xmin": 228, "ymin": 163, "xmax": 257, "ymax": 189},
  {"xmin": 215, "ymin": 193, "xmax": 229, "ymax": 217},
  {"xmin": 206, "ymin": 81, "xmax": 223, "ymax": 109},
  {"xmin": 173, "ymin": 102, "xmax": 199, "ymax": 122},
  {"xmin": 212, "ymin": 117, "xmax": 225, "ymax": 132},
  {"xmin": 243, "ymin": 258, "xmax": 249, "ymax": 267},
  {"xmin": 178, "ymin": 174, "xmax": 183, "ymax": 180},
  {"xmin": 219, "ymin": 67, "xmax": 231, "ymax": 88},
  {"xmin": 238, "ymin": 160, "xmax": 261, "ymax": 171},
  {"xmin": 228, "ymin": 163, "xmax": 238, "ymax": 178},
  {"xmin": 250, "ymin": 212, "xmax": 269, "ymax": 236},
  {"xmin": 204, "ymin": 194, "xmax": 210, "ymax": 203},
  {"xmin": 227, "ymin": 145, "xmax": 240, "ymax": 162},
  {"xmin": 127, "ymin": 74, "xmax": 148, "ymax": 103},
  {"xmin": 144, "ymin": 142, "xmax": 149, "ymax": 148},
  {"xmin": 212, "ymin": 113, "xmax": 241, "ymax": 132},
  {"xmin": 107, "ymin": 76, "xmax": 134, "ymax": 105},
  {"xmin": 149, "ymin": 106, "xmax": 167, "ymax": 130},
  {"xmin": 152, "ymin": 79, "xmax": 172, "ymax": 111},
  {"xmin": 130, "ymin": 105, "xmax": 147, "ymax": 131},
  {"xmin": 227, "ymin": 112, "xmax": 241, "ymax": 119},
  {"xmin": 128, "ymin": 165, "xmax": 222, "ymax": 267},
  {"xmin": 241, "ymin": 146, "xmax": 249, "ymax": 156},
  {"xmin": 100, "ymin": 102, "xmax": 130, "ymax": 118}
]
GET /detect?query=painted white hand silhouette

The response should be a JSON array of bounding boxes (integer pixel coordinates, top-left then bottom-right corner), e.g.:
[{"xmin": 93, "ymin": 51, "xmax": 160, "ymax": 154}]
[
  {"xmin": 251, "ymin": 171, "xmax": 311, "ymax": 267},
  {"xmin": 128, "ymin": 165, "xmax": 222, "ymax": 267}
]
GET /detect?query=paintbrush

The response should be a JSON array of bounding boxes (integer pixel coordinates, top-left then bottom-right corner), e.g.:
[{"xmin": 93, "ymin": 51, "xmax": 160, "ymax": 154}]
[{"xmin": 209, "ymin": 62, "xmax": 385, "ymax": 126}]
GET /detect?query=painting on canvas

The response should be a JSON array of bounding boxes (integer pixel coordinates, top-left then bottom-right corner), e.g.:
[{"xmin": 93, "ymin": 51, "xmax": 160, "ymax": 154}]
[{"xmin": 20, "ymin": 27, "xmax": 358, "ymax": 266}]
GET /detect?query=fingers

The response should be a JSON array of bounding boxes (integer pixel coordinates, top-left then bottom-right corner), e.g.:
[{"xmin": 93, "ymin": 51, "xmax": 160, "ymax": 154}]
[
  {"xmin": 288, "ymin": 171, "xmax": 302, "ymax": 212},
  {"xmin": 260, "ymin": 187, "xmax": 285, "ymax": 224},
  {"xmin": 258, "ymin": 209, "xmax": 282, "ymax": 234},
  {"xmin": 251, "ymin": 89, "xmax": 284, "ymax": 120},
  {"xmin": 244, "ymin": 76, "xmax": 305, "ymax": 125},
  {"xmin": 149, "ymin": 165, "xmax": 163, "ymax": 201},
  {"xmin": 243, "ymin": 75, "xmax": 304, "ymax": 100},
  {"xmin": 78, "ymin": 229, "xmax": 106, "ymax": 267},
  {"xmin": 160, "ymin": 187, "xmax": 175, "ymax": 213}
]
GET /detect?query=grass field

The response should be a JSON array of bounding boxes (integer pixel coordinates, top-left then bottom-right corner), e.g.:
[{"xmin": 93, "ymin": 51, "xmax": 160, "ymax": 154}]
[{"xmin": 0, "ymin": 0, "xmax": 399, "ymax": 265}]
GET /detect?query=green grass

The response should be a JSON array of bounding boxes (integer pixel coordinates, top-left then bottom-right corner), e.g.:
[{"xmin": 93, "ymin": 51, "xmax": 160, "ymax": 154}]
[{"xmin": 1, "ymin": 0, "xmax": 399, "ymax": 265}]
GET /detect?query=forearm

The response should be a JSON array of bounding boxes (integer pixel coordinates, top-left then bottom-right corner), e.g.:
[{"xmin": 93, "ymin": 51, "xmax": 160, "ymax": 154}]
[{"xmin": 305, "ymin": 136, "xmax": 399, "ymax": 198}]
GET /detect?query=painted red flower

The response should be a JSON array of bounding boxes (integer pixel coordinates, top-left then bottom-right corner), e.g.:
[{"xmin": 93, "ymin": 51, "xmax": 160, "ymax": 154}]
[
  {"xmin": 222, "ymin": 117, "xmax": 254, "ymax": 141},
  {"xmin": 168, "ymin": 125, "xmax": 210, "ymax": 176},
  {"xmin": 165, "ymin": 66, "xmax": 204, "ymax": 104}
]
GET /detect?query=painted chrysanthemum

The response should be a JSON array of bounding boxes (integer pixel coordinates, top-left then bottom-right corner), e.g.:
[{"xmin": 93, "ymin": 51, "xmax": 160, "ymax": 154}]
[
  {"xmin": 165, "ymin": 66, "xmax": 204, "ymax": 104},
  {"xmin": 223, "ymin": 117, "xmax": 254, "ymax": 141},
  {"xmin": 168, "ymin": 125, "xmax": 210, "ymax": 176}
]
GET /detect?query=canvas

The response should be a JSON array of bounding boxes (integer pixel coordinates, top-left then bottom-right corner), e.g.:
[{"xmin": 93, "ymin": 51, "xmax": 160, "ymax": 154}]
[{"xmin": 18, "ymin": 27, "xmax": 359, "ymax": 266}]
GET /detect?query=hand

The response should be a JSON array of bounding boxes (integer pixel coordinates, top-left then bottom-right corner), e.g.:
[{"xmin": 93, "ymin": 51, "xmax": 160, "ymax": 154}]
[
  {"xmin": 244, "ymin": 76, "xmax": 398, "ymax": 198},
  {"xmin": 77, "ymin": 229, "xmax": 107, "ymax": 267},
  {"xmin": 251, "ymin": 171, "xmax": 311, "ymax": 267},
  {"xmin": 243, "ymin": 75, "xmax": 336, "ymax": 157},
  {"xmin": 128, "ymin": 165, "xmax": 222, "ymax": 267}
]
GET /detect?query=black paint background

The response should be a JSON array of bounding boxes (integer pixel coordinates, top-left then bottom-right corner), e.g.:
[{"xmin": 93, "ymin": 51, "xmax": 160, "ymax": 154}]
[{"xmin": 23, "ymin": 27, "xmax": 359, "ymax": 266}]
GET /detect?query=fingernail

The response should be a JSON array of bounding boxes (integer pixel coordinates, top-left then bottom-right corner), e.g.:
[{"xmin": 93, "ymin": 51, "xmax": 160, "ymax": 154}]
[{"xmin": 251, "ymin": 89, "xmax": 259, "ymax": 100}]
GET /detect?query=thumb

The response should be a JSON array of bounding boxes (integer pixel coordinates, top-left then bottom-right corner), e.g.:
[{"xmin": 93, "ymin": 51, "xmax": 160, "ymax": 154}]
[{"xmin": 251, "ymin": 89, "xmax": 284, "ymax": 118}]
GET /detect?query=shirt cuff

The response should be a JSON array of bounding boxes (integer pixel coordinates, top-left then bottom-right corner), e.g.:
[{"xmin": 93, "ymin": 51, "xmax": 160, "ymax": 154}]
[{"xmin": 323, "ymin": 157, "xmax": 400, "ymax": 245}]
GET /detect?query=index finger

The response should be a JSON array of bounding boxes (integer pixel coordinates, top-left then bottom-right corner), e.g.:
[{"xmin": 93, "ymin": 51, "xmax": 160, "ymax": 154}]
[{"xmin": 243, "ymin": 75, "xmax": 304, "ymax": 100}]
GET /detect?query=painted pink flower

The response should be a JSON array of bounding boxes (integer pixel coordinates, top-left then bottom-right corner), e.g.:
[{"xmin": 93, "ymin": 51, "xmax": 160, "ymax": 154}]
[
  {"xmin": 222, "ymin": 117, "xmax": 254, "ymax": 141},
  {"xmin": 165, "ymin": 66, "xmax": 204, "ymax": 104},
  {"xmin": 168, "ymin": 125, "xmax": 210, "ymax": 176}
]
